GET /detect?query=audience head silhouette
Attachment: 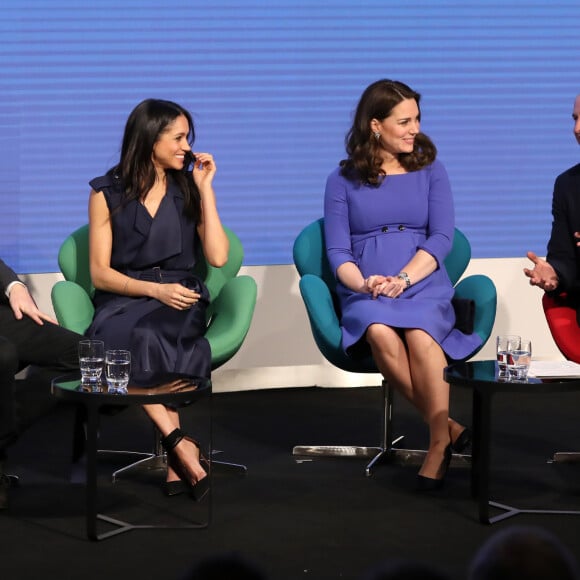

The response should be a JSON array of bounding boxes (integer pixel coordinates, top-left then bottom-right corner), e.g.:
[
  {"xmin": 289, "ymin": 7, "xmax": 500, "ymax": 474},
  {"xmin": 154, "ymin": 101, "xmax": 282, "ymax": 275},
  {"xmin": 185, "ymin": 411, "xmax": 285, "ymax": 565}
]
[
  {"xmin": 362, "ymin": 559, "xmax": 450, "ymax": 580},
  {"xmin": 468, "ymin": 525, "xmax": 580, "ymax": 580},
  {"xmin": 181, "ymin": 552, "xmax": 267, "ymax": 580}
]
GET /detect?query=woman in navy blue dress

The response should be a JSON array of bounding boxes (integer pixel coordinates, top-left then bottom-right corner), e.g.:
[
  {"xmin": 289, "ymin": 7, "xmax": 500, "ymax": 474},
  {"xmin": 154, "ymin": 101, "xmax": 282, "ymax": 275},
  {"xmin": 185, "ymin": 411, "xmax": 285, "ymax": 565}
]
[
  {"xmin": 87, "ymin": 99, "xmax": 229, "ymax": 497},
  {"xmin": 325, "ymin": 80, "xmax": 479, "ymax": 490}
]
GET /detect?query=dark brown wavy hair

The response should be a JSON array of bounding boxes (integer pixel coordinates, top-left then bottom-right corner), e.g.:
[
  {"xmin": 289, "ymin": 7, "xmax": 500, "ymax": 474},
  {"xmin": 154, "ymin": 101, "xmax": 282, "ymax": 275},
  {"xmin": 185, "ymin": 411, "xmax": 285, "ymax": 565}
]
[
  {"xmin": 340, "ymin": 79, "xmax": 437, "ymax": 185},
  {"xmin": 108, "ymin": 98, "xmax": 201, "ymax": 223}
]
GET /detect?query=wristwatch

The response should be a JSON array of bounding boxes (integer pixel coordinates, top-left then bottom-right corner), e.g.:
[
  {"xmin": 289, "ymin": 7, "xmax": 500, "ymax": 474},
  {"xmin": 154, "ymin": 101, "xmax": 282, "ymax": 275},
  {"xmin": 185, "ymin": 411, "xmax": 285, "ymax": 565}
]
[{"xmin": 397, "ymin": 271, "xmax": 411, "ymax": 289}]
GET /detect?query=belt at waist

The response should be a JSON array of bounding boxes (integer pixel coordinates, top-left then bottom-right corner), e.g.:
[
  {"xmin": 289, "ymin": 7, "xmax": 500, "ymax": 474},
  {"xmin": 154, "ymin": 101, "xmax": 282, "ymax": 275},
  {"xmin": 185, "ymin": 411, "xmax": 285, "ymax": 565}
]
[
  {"xmin": 124, "ymin": 267, "xmax": 192, "ymax": 283},
  {"xmin": 351, "ymin": 226, "xmax": 426, "ymax": 245}
]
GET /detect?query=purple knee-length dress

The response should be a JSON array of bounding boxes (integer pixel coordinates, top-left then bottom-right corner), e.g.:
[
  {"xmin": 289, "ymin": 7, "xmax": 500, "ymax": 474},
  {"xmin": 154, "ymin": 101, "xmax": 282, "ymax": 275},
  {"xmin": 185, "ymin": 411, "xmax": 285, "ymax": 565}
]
[
  {"xmin": 324, "ymin": 160, "xmax": 481, "ymax": 361},
  {"xmin": 86, "ymin": 173, "xmax": 211, "ymax": 385}
]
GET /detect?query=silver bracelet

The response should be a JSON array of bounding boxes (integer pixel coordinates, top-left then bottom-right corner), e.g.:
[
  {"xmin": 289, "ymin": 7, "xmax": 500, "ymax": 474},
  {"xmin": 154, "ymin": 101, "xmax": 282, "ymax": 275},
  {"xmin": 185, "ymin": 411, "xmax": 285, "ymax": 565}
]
[{"xmin": 397, "ymin": 271, "xmax": 411, "ymax": 289}]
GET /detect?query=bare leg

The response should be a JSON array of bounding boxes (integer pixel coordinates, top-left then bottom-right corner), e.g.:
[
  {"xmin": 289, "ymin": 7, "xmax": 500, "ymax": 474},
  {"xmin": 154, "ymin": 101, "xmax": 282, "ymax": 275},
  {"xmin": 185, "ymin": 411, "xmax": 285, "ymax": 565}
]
[
  {"xmin": 448, "ymin": 417, "xmax": 467, "ymax": 445},
  {"xmin": 405, "ymin": 329, "xmax": 451, "ymax": 479},
  {"xmin": 142, "ymin": 403, "xmax": 206, "ymax": 484},
  {"xmin": 366, "ymin": 324, "xmax": 423, "ymax": 413}
]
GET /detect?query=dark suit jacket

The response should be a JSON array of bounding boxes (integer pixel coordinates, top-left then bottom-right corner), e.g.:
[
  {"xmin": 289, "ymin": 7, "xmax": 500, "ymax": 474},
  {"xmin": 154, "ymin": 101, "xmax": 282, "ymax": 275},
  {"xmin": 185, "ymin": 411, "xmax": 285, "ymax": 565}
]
[
  {"xmin": 0, "ymin": 259, "xmax": 20, "ymax": 305},
  {"xmin": 546, "ymin": 162, "xmax": 580, "ymax": 323}
]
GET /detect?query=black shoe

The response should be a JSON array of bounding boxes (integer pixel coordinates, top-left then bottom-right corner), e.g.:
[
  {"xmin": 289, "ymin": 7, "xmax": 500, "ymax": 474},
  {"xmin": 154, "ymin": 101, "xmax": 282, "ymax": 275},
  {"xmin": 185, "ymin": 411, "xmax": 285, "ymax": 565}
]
[
  {"xmin": 451, "ymin": 427, "xmax": 472, "ymax": 454},
  {"xmin": 164, "ymin": 457, "xmax": 210, "ymax": 500},
  {"xmin": 416, "ymin": 444, "xmax": 452, "ymax": 492},
  {"xmin": 0, "ymin": 473, "xmax": 10, "ymax": 510},
  {"xmin": 163, "ymin": 479, "xmax": 189, "ymax": 497},
  {"xmin": 189, "ymin": 473, "xmax": 210, "ymax": 502},
  {"xmin": 161, "ymin": 429, "xmax": 209, "ymax": 501},
  {"xmin": 163, "ymin": 469, "xmax": 209, "ymax": 500}
]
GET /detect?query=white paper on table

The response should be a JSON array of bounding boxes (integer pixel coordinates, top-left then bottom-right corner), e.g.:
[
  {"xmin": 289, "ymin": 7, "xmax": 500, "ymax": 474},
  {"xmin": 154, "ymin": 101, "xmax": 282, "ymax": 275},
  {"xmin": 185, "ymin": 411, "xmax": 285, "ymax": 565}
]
[{"xmin": 528, "ymin": 360, "xmax": 580, "ymax": 378}]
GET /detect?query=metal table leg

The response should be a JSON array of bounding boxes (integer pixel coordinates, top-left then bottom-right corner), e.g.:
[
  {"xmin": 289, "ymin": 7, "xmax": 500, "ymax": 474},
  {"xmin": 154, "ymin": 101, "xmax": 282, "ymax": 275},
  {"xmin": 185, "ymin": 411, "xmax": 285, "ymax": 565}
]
[{"xmin": 85, "ymin": 405, "xmax": 99, "ymax": 540}]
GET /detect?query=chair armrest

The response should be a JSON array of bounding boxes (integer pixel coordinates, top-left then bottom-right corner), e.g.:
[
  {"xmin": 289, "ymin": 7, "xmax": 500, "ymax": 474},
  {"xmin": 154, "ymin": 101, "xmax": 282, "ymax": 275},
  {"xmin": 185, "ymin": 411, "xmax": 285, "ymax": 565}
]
[
  {"xmin": 206, "ymin": 275, "xmax": 257, "ymax": 370},
  {"xmin": 453, "ymin": 274, "xmax": 497, "ymax": 348},
  {"xmin": 51, "ymin": 280, "xmax": 95, "ymax": 335},
  {"xmin": 299, "ymin": 274, "xmax": 342, "ymax": 351},
  {"xmin": 299, "ymin": 275, "xmax": 376, "ymax": 373}
]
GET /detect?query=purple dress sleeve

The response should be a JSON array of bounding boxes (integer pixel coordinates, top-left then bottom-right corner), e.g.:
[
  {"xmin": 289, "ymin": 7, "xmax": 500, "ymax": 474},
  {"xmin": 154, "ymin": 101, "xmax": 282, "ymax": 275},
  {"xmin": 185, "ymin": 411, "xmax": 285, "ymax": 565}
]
[
  {"xmin": 324, "ymin": 167, "xmax": 355, "ymax": 277},
  {"xmin": 418, "ymin": 160, "xmax": 454, "ymax": 267}
]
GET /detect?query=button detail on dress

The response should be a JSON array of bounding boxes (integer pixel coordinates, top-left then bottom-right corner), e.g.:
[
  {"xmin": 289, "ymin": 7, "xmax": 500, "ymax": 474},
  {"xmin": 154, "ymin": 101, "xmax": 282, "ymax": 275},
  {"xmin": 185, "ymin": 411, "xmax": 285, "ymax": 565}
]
[
  {"xmin": 381, "ymin": 226, "xmax": 389, "ymax": 232},
  {"xmin": 398, "ymin": 225, "xmax": 406, "ymax": 231}
]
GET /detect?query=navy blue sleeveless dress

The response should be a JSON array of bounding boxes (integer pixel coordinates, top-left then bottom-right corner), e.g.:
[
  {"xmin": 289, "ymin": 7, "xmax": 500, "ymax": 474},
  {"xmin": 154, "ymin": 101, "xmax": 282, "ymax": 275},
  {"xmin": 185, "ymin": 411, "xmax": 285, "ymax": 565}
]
[{"xmin": 86, "ymin": 173, "xmax": 211, "ymax": 385}]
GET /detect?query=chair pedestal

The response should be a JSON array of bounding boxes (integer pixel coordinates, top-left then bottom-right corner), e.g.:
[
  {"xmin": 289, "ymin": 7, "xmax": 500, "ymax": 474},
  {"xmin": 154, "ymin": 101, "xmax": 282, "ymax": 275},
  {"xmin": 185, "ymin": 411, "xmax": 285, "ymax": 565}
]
[
  {"xmin": 99, "ymin": 426, "xmax": 164, "ymax": 482},
  {"xmin": 73, "ymin": 414, "xmax": 247, "ymax": 482},
  {"xmin": 107, "ymin": 453, "xmax": 166, "ymax": 482},
  {"xmin": 293, "ymin": 443, "xmax": 470, "ymax": 476},
  {"xmin": 291, "ymin": 443, "xmax": 428, "ymax": 476},
  {"xmin": 211, "ymin": 453, "xmax": 247, "ymax": 474},
  {"xmin": 363, "ymin": 446, "xmax": 470, "ymax": 476},
  {"xmin": 292, "ymin": 381, "xmax": 471, "ymax": 476},
  {"xmin": 551, "ymin": 452, "xmax": 580, "ymax": 463},
  {"xmin": 7, "ymin": 474, "xmax": 19, "ymax": 486},
  {"xmin": 106, "ymin": 432, "xmax": 248, "ymax": 482},
  {"xmin": 106, "ymin": 453, "xmax": 248, "ymax": 480}
]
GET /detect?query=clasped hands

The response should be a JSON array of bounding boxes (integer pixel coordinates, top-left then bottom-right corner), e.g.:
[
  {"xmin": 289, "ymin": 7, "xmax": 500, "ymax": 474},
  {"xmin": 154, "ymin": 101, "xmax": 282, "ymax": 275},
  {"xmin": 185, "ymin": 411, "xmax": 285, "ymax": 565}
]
[{"xmin": 364, "ymin": 274, "xmax": 406, "ymax": 299}]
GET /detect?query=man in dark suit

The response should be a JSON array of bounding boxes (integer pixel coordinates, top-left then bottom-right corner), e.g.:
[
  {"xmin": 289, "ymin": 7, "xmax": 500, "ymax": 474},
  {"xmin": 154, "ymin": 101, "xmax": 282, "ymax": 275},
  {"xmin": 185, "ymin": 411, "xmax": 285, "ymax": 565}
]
[
  {"xmin": 524, "ymin": 93, "xmax": 580, "ymax": 319},
  {"xmin": 0, "ymin": 258, "xmax": 81, "ymax": 509}
]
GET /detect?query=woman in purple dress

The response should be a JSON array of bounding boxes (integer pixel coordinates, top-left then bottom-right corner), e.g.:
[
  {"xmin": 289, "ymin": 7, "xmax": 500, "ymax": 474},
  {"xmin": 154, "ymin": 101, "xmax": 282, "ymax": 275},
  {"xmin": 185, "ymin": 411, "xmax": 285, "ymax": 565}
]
[
  {"xmin": 324, "ymin": 80, "xmax": 481, "ymax": 490},
  {"xmin": 87, "ymin": 99, "xmax": 229, "ymax": 498}
]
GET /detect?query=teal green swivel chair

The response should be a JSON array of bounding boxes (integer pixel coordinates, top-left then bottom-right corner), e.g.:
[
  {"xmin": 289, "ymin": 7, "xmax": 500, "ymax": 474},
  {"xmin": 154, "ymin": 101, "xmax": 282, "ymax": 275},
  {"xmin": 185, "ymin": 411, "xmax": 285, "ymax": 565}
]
[
  {"xmin": 292, "ymin": 218, "xmax": 497, "ymax": 475},
  {"xmin": 52, "ymin": 224, "xmax": 257, "ymax": 478}
]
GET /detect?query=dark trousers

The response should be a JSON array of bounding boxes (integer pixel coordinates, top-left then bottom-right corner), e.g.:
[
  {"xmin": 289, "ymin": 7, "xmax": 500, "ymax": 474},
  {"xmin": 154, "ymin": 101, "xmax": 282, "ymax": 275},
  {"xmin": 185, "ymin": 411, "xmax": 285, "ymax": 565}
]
[{"xmin": 0, "ymin": 305, "xmax": 81, "ymax": 457}]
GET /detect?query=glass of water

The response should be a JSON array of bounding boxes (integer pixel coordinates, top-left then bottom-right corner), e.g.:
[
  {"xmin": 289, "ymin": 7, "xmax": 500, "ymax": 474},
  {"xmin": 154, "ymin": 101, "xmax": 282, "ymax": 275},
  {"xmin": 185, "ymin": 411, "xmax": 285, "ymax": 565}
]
[
  {"xmin": 78, "ymin": 340, "xmax": 105, "ymax": 389},
  {"xmin": 105, "ymin": 350, "xmax": 131, "ymax": 394},
  {"xmin": 496, "ymin": 335, "xmax": 520, "ymax": 377},
  {"xmin": 507, "ymin": 338, "xmax": 532, "ymax": 381}
]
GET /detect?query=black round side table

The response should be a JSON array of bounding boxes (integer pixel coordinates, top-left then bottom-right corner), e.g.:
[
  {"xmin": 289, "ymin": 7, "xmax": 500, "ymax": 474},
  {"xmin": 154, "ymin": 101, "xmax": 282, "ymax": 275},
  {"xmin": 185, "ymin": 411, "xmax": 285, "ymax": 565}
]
[
  {"xmin": 52, "ymin": 374, "xmax": 211, "ymax": 540},
  {"xmin": 445, "ymin": 360, "xmax": 580, "ymax": 524}
]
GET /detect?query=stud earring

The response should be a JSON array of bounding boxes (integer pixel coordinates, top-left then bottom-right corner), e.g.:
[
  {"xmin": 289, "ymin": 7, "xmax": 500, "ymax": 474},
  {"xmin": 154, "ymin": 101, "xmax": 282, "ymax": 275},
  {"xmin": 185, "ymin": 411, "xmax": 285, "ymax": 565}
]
[{"xmin": 373, "ymin": 131, "xmax": 381, "ymax": 141}]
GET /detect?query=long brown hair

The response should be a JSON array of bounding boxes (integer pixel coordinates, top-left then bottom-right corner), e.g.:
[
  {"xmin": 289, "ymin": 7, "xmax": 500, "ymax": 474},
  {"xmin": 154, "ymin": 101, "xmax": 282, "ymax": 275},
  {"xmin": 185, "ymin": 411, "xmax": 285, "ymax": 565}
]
[{"xmin": 340, "ymin": 79, "xmax": 437, "ymax": 185}]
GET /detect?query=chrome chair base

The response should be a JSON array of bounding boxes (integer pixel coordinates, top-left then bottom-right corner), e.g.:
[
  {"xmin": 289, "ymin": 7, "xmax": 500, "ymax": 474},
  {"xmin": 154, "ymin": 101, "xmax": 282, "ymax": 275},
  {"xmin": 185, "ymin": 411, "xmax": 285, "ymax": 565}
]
[
  {"xmin": 7, "ymin": 474, "xmax": 19, "ymax": 486},
  {"xmin": 106, "ymin": 441, "xmax": 248, "ymax": 482},
  {"xmin": 292, "ymin": 443, "xmax": 470, "ymax": 476},
  {"xmin": 101, "ymin": 428, "xmax": 167, "ymax": 482},
  {"xmin": 292, "ymin": 381, "xmax": 471, "ymax": 477},
  {"xmin": 292, "ymin": 444, "xmax": 385, "ymax": 459},
  {"xmin": 103, "ymin": 450, "xmax": 166, "ymax": 483},
  {"xmin": 212, "ymin": 455, "xmax": 247, "ymax": 474},
  {"xmin": 550, "ymin": 452, "xmax": 580, "ymax": 463},
  {"xmin": 106, "ymin": 454, "xmax": 249, "ymax": 481}
]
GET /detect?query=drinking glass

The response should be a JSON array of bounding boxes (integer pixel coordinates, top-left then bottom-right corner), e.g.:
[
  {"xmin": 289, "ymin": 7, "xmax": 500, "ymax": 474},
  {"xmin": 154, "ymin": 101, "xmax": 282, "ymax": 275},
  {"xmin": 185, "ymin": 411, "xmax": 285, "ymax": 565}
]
[
  {"xmin": 507, "ymin": 338, "xmax": 532, "ymax": 380},
  {"xmin": 105, "ymin": 350, "xmax": 131, "ymax": 394},
  {"xmin": 496, "ymin": 335, "xmax": 520, "ymax": 377},
  {"xmin": 78, "ymin": 340, "xmax": 105, "ymax": 388}
]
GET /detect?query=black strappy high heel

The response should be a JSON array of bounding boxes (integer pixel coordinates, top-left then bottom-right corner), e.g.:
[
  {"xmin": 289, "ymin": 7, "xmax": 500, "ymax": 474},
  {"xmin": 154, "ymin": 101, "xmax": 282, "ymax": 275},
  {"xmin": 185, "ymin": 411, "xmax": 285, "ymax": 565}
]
[{"xmin": 161, "ymin": 428, "xmax": 209, "ymax": 500}]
